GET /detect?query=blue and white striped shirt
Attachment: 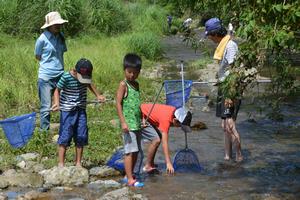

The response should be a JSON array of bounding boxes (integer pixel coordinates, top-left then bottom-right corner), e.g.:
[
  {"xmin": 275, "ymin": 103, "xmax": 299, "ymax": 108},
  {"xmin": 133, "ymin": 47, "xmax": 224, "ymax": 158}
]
[{"xmin": 57, "ymin": 72, "xmax": 88, "ymax": 111}]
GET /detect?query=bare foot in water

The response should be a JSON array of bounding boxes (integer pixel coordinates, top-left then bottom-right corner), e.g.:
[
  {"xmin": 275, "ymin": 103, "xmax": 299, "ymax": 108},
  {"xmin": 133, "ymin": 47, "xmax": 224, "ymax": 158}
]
[
  {"xmin": 224, "ymin": 156, "xmax": 231, "ymax": 161},
  {"xmin": 236, "ymin": 156, "xmax": 243, "ymax": 162}
]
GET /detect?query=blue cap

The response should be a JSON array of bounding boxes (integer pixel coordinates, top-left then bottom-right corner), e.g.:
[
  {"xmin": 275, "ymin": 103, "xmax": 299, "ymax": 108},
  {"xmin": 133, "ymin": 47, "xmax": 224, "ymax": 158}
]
[{"xmin": 205, "ymin": 18, "xmax": 222, "ymax": 35}]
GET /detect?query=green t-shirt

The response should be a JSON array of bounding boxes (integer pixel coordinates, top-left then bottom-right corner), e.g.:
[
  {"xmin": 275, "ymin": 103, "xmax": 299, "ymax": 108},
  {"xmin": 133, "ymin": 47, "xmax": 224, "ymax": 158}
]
[{"xmin": 122, "ymin": 80, "xmax": 141, "ymax": 131}]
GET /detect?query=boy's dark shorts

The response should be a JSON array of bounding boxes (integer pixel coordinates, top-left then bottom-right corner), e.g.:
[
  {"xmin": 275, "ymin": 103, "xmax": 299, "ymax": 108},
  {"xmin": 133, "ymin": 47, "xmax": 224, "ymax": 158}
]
[
  {"xmin": 58, "ymin": 109, "xmax": 88, "ymax": 147},
  {"xmin": 216, "ymin": 90, "xmax": 241, "ymax": 120}
]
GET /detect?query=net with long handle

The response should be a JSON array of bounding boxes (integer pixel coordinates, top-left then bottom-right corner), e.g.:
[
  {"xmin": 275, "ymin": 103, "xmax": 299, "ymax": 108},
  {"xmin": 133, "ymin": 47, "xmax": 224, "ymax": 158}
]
[
  {"xmin": 0, "ymin": 112, "xmax": 36, "ymax": 148},
  {"xmin": 164, "ymin": 62, "xmax": 202, "ymax": 173},
  {"xmin": 164, "ymin": 80, "xmax": 193, "ymax": 109}
]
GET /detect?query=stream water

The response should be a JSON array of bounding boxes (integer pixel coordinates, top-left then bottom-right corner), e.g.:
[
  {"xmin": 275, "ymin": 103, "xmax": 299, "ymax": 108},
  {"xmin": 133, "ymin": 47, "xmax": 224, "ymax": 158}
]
[
  {"xmin": 3, "ymin": 34, "xmax": 300, "ymax": 200},
  {"xmin": 137, "ymin": 34, "xmax": 300, "ymax": 199}
]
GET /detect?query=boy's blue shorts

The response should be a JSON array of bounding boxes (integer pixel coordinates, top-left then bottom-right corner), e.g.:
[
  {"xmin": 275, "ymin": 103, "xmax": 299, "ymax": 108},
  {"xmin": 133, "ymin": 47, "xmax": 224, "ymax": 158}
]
[{"xmin": 58, "ymin": 109, "xmax": 88, "ymax": 147}]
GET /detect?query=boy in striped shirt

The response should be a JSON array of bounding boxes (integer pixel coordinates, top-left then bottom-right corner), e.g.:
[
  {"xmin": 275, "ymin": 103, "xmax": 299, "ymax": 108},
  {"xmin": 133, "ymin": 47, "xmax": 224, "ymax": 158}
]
[{"xmin": 52, "ymin": 58, "xmax": 105, "ymax": 167}]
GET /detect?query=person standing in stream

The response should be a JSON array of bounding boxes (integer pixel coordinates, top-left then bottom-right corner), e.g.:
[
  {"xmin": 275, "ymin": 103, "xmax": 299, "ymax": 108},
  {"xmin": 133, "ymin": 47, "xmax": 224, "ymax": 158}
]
[{"xmin": 205, "ymin": 17, "xmax": 243, "ymax": 162}]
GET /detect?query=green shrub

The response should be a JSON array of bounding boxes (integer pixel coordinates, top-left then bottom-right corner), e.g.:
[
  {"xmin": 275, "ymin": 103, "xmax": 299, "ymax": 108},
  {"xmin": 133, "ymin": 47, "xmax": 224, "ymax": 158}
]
[
  {"xmin": 170, "ymin": 26, "xmax": 178, "ymax": 35},
  {"xmin": 128, "ymin": 4, "xmax": 167, "ymax": 35},
  {"xmin": 126, "ymin": 32, "xmax": 162, "ymax": 60},
  {"xmin": 0, "ymin": 0, "xmax": 18, "ymax": 34},
  {"xmin": 88, "ymin": 0, "xmax": 130, "ymax": 35},
  {"xmin": 0, "ymin": 0, "xmax": 85, "ymax": 37}
]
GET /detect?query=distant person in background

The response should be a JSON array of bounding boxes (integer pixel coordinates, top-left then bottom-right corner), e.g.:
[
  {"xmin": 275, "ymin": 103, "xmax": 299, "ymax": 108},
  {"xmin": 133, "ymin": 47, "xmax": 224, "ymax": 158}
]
[
  {"xmin": 35, "ymin": 11, "xmax": 68, "ymax": 130},
  {"xmin": 167, "ymin": 15, "xmax": 173, "ymax": 31},
  {"xmin": 183, "ymin": 18, "xmax": 192, "ymax": 29},
  {"xmin": 182, "ymin": 18, "xmax": 192, "ymax": 37},
  {"xmin": 205, "ymin": 17, "xmax": 243, "ymax": 162}
]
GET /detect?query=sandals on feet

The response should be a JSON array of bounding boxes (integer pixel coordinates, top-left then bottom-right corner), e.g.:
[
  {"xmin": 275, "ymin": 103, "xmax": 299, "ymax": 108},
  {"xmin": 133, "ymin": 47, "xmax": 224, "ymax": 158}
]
[
  {"xmin": 127, "ymin": 180, "xmax": 144, "ymax": 188},
  {"xmin": 121, "ymin": 175, "xmax": 136, "ymax": 183}
]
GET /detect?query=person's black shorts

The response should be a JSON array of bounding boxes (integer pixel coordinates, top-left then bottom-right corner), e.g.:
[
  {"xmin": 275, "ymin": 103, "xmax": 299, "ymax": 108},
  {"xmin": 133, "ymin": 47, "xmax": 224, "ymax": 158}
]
[{"xmin": 216, "ymin": 90, "xmax": 241, "ymax": 120}]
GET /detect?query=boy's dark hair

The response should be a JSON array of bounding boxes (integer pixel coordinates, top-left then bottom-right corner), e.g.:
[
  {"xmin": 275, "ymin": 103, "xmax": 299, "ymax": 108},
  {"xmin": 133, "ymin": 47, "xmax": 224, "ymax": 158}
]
[
  {"xmin": 206, "ymin": 26, "xmax": 227, "ymax": 37},
  {"xmin": 123, "ymin": 53, "xmax": 142, "ymax": 70}
]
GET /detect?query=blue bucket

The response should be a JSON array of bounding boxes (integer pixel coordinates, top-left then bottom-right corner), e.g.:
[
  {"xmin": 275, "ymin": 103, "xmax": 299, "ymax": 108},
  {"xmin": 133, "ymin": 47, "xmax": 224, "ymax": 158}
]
[
  {"xmin": 164, "ymin": 80, "xmax": 193, "ymax": 108},
  {"xmin": 0, "ymin": 112, "xmax": 36, "ymax": 148}
]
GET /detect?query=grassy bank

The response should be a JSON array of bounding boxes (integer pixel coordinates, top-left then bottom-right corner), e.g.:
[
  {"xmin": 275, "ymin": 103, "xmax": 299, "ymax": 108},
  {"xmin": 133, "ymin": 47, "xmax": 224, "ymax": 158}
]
[{"xmin": 0, "ymin": 1, "xmax": 168, "ymax": 169}]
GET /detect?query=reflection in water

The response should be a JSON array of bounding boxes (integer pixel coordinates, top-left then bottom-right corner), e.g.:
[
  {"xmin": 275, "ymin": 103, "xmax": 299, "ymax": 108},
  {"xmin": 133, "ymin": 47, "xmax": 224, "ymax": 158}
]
[
  {"xmin": 140, "ymin": 96, "xmax": 300, "ymax": 199},
  {"xmin": 142, "ymin": 37, "xmax": 300, "ymax": 198}
]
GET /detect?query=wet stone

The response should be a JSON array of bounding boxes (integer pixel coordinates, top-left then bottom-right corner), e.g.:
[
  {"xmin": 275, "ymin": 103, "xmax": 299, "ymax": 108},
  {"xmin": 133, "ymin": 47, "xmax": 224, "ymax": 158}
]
[{"xmin": 0, "ymin": 192, "xmax": 8, "ymax": 200}]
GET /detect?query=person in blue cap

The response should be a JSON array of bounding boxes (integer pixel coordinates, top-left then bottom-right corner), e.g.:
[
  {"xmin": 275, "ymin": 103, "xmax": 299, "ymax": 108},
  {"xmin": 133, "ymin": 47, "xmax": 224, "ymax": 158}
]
[{"xmin": 205, "ymin": 18, "xmax": 243, "ymax": 162}]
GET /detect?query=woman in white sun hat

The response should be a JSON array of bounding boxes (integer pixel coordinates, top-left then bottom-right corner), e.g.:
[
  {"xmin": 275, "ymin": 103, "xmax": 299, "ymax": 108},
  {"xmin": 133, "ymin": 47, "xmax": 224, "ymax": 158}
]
[{"xmin": 34, "ymin": 11, "xmax": 68, "ymax": 130}]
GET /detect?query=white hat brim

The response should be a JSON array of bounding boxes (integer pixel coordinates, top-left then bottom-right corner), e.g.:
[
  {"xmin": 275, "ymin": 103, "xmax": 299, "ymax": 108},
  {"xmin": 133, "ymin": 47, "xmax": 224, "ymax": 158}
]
[
  {"xmin": 77, "ymin": 73, "xmax": 92, "ymax": 84},
  {"xmin": 41, "ymin": 19, "xmax": 68, "ymax": 29}
]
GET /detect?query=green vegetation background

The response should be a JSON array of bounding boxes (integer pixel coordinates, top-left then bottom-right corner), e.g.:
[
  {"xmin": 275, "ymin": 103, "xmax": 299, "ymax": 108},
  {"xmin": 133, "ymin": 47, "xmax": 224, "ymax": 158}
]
[
  {"xmin": 0, "ymin": 0, "xmax": 170, "ymax": 169},
  {"xmin": 0, "ymin": 0, "xmax": 299, "ymax": 169}
]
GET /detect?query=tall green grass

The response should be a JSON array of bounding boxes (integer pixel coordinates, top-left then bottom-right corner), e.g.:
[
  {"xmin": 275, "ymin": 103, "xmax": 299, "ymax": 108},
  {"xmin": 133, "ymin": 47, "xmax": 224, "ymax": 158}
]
[
  {"xmin": 0, "ymin": 0, "xmax": 130, "ymax": 37},
  {"xmin": 0, "ymin": 1, "xmax": 168, "ymax": 169}
]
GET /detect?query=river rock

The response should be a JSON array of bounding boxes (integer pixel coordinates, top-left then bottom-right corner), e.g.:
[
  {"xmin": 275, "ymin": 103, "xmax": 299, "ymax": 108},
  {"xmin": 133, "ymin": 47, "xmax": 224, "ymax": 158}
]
[
  {"xmin": 16, "ymin": 160, "xmax": 44, "ymax": 172},
  {"xmin": 202, "ymin": 105, "xmax": 210, "ymax": 112},
  {"xmin": 88, "ymin": 180, "xmax": 121, "ymax": 190},
  {"xmin": 98, "ymin": 187, "xmax": 148, "ymax": 200},
  {"xmin": 0, "ymin": 192, "xmax": 8, "ymax": 200},
  {"xmin": 3, "ymin": 169, "xmax": 16, "ymax": 176},
  {"xmin": 0, "ymin": 178, "xmax": 9, "ymax": 189},
  {"xmin": 16, "ymin": 153, "xmax": 39, "ymax": 162},
  {"xmin": 23, "ymin": 190, "xmax": 41, "ymax": 200},
  {"xmin": 89, "ymin": 166, "xmax": 121, "ymax": 178},
  {"xmin": 191, "ymin": 121, "xmax": 207, "ymax": 130},
  {"xmin": 39, "ymin": 166, "xmax": 89, "ymax": 187},
  {"xmin": 68, "ymin": 198, "xmax": 85, "ymax": 200},
  {"xmin": 52, "ymin": 186, "xmax": 73, "ymax": 193},
  {"xmin": 2, "ymin": 172, "xmax": 43, "ymax": 187},
  {"xmin": 16, "ymin": 161, "xmax": 26, "ymax": 169}
]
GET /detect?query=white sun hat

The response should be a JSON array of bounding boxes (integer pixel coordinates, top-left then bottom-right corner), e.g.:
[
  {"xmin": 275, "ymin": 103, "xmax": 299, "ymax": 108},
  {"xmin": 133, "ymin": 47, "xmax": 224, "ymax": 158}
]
[{"xmin": 41, "ymin": 11, "xmax": 68, "ymax": 29}]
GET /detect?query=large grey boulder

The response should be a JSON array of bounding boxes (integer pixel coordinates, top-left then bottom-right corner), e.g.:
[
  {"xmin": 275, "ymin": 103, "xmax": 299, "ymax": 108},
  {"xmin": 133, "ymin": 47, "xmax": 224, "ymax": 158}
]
[
  {"xmin": 0, "ymin": 192, "xmax": 8, "ymax": 200},
  {"xmin": 89, "ymin": 166, "xmax": 121, "ymax": 178},
  {"xmin": 0, "ymin": 172, "xmax": 43, "ymax": 187},
  {"xmin": 16, "ymin": 153, "xmax": 39, "ymax": 162},
  {"xmin": 39, "ymin": 166, "xmax": 89, "ymax": 187},
  {"xmin": 97, "ymin": 187, "xmax": 148, "ymax": 200}
]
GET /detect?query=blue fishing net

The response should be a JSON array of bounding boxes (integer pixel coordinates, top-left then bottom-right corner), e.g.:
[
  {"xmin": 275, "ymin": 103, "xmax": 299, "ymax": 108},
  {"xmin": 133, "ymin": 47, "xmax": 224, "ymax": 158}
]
[
  {"xmin": 173, "ymin": 148, "xmax": 202, "ymax": 173},
  {"xmin": 164, "ymin": 80, "xmax": 193, "ymax": 108},
  {"xmin": 106, "ymin": 147, "xmax": 144, "ymax": 175},
  {"xmin": 0, "ymin": 112, "xmax": 36, "ymax": 148},
  {"xmin": 106, "ymin": 147, "xmax": 125, "ymax": 172}
]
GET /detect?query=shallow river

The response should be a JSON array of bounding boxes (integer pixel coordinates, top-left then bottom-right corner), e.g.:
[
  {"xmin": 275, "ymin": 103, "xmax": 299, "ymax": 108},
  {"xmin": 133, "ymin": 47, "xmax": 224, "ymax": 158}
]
[
  {"xmin": 138, "ymin": 34, "xmax": 300, "ymax": 200},
  {"xmin": 3, "ymin": 34, "xmax": 300, "ymax": 200}
]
